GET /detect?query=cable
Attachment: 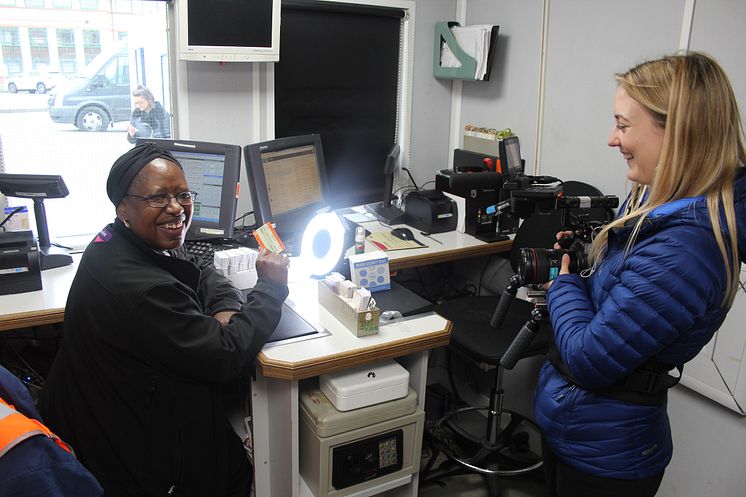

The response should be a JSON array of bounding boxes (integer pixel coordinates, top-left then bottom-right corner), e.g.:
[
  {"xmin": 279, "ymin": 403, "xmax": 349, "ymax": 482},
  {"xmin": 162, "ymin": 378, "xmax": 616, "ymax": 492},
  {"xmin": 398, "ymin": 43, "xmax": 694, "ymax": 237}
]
[
  {"xmin": 0, "ymin": 339, "xmax": 44, "ymax": 387},
  {"xmin": 0, "ymin": 206, "xmax": 24, "ymax": 231},
  {"xmin": 401, "ymin": 167, "xmax": 419, "ymax": 190}
]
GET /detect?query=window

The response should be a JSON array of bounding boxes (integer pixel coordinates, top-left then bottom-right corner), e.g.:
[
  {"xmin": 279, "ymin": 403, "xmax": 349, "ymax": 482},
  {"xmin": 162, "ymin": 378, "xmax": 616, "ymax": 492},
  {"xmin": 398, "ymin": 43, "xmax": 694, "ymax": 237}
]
[
  {"xmin": 80, "ymin": 0, "xmax": 99, "ymax": 10},
  {"xmin": 52, "ymin": 0, "xmax": 72, "ymax": 8},
  {"xmin": 56, "ymin": 29, "xmax": 76, "ymax": 74},
  {"xmin": 275, "ymin": 0, "xmax": 413, "ymax": 208},
  {"xmin": 0, "ymin": 28, "xmax": 22, "ymax": 74},
  {"xmin": 28, "ymin": 28, "xmax": 50, "ymax": 69},
  {"xmin": 24, "ymin": 0, "xmax": 44, "ymax": 8},
  {"xmin": 0, "ymin": 1, "xmax": 172, "ymax": 239},
  {"xmin": 82, "ymin": 29, "xmax": 101, "ymax": 64}
]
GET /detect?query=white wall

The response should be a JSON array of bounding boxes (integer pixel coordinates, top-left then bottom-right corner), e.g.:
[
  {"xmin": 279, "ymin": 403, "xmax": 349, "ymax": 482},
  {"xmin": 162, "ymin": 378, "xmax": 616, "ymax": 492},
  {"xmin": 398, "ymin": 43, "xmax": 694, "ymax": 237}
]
[{"xmin": 174, "ymin": 1, "xmax": 746, "ymax": 495}]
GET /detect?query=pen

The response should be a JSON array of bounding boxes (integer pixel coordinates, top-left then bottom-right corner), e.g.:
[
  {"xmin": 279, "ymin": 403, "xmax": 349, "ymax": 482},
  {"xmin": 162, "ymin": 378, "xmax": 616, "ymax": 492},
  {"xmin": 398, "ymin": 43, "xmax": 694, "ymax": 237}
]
[{"xmin": 419, "ymin": 232, "xmax": 443, "ymax": 245}]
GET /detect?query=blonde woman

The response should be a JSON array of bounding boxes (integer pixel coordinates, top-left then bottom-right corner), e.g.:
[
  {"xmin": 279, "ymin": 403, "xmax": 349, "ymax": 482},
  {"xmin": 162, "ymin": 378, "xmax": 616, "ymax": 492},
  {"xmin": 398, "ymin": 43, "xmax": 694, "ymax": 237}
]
[{"xmin": 536, "ymin": 52, "xmax": 746, "ymax": 496}]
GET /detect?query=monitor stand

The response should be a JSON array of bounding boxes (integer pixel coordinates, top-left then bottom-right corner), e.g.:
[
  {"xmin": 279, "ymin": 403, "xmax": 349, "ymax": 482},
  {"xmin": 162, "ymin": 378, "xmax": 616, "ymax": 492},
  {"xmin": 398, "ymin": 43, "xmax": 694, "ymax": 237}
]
[
  {"xmin": 39, "ymin": 245, "xmax": 73, "ymax": 270},
  {"xmin": 31, "ymin": 197, "xmax": 74, "ymax": 270},
  {"xmin": 366, "ymin": 202, "xmax": 405, "ymax": 225}
]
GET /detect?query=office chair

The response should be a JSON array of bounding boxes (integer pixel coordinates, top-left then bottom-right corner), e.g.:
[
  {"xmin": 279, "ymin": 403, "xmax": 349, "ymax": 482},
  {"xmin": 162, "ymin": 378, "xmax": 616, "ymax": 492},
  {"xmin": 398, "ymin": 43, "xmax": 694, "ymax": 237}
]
[{"xmin": 420, "ymin": 181, "xmax": 613, "ymax": 497}]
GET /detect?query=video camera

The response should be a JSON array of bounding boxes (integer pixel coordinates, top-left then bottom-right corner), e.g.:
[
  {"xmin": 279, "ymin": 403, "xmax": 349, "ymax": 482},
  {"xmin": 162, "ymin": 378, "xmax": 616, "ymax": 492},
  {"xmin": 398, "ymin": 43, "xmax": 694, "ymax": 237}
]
[
  {"xmin": 499, "ymin": 174, "xmax": 619, "ymax": 284},
  {"xmin": 490, "ymin": 175, "xmax": 618, "ymax": 369}
]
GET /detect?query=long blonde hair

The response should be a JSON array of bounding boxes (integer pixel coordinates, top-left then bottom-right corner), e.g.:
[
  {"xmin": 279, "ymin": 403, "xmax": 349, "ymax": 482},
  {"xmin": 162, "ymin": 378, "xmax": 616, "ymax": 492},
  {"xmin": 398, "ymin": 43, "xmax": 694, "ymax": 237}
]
[{"xmin": 589, "ymin": 52, "xmax": 746, "ymax": 306}]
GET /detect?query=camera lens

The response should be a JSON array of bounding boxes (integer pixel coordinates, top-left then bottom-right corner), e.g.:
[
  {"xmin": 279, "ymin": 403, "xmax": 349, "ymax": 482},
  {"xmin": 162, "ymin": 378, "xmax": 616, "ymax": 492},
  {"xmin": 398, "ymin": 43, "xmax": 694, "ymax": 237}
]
[{"xmin": 518, "ymin": 248, "xmax": 581, "ymax": 284}]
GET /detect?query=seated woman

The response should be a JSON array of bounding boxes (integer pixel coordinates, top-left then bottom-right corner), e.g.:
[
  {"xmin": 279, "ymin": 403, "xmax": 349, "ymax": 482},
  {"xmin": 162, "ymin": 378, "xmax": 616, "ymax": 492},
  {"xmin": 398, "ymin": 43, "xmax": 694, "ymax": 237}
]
[{"xmin": 39, "ymin": 143, "xmax": 290, "ymax": 497}]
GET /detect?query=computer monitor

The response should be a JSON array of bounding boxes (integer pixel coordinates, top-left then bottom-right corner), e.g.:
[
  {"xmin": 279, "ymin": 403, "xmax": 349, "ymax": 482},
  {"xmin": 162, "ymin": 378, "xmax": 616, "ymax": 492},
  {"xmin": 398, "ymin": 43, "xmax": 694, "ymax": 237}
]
[
  {"xmin": 136, "ymin": 138, "xmax": 242, "ymax": 241},
  {"xmin": 243, "ymin": 134, "xmax": 329, "ymax": 240},
  {"xmin": 0, "ymin": 173, "xmax": 73, "ymax": 270},
  {"xmin": 499, "ymin": 135, "xmax": 524, "ymax": 179}
]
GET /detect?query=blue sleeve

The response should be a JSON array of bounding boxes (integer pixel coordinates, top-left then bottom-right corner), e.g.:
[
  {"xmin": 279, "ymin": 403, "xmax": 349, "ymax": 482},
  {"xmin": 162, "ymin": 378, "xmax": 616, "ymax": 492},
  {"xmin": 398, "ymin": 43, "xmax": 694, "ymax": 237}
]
[
  {"xmin": 0, "ymin": 435, "xmax": 103, "ymax": 497},
  {"xmin": 546, "ymin": 229, "xmax": 722, "ymax": 389}
]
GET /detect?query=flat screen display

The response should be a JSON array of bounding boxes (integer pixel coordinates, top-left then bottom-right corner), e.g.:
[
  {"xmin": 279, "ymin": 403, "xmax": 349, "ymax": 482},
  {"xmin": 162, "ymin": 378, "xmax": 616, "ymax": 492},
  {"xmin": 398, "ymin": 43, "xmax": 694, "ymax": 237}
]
[
  {"xmin": 178, "ymin": 0, "xmax": 280, "ymax": 62},
  {"xmin": 136, "ymin": 138, "xmax": 242, "ymax": 240},
  {"xmin": 243, "ymin": 134, "xmax": 329, "ymax": 239}
]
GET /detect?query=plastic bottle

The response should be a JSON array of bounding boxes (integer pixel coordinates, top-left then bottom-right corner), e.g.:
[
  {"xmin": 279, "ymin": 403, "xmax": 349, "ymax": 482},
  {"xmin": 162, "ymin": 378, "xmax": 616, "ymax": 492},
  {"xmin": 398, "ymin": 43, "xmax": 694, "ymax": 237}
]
[{"xmin": 355, "ymin": 226, "xmax": 365, "ymax": 254}]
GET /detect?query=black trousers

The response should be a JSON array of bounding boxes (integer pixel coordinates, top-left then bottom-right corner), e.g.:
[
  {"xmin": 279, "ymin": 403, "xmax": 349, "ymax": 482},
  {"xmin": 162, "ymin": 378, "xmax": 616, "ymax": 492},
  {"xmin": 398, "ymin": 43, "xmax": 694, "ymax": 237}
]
[
  {"xmin": 542, "ymin": 438, "xmax": 664, "ymax": 497},
  {"xmin": 226, "ymin": 425, "xmax": 252, "ymax": 497}
]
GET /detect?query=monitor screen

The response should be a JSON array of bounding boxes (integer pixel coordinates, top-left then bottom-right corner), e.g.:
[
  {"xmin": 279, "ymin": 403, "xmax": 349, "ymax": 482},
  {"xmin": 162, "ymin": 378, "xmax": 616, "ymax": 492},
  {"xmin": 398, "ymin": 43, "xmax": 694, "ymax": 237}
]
[
  {"xmin": 178, "ymin": 0, "xmax": 280, "ymax": 62},
  {"xmin": 243, "ymin": 134, "xmax": 329, "ymax": 239},
  {"xmin": 136, "ymin": 138, "xmax": 242, "ymax": 241},
  {"xmin": 499, "ymin": 135, "xmax": 524, "ymax": 179}
]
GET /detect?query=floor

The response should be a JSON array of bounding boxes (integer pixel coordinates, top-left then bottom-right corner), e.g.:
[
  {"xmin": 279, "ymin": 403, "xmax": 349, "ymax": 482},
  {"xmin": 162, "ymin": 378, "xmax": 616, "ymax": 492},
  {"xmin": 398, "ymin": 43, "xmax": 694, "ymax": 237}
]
[
  {"xmin": 417, "ymin": 445, "xmax": 546, "ymax": 497},
  {"xmin": 418, "ymin": 472, "xmax": 545, "ymax": 497},
  {"xmin": 418, "ymin": 384, "xmax": 546, "ymax": 497}
]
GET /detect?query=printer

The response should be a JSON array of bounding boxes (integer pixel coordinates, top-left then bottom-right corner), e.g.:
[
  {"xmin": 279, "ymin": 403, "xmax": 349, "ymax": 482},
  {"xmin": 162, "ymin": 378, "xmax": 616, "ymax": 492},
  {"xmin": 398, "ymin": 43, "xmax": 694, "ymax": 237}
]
[
  {"xmin": 403, "ymin": 189, "xmax": 458, "ymax": 234},
  {"xmin": 0, "ymin": 230, "xmax": 42, "ymax": 295}
]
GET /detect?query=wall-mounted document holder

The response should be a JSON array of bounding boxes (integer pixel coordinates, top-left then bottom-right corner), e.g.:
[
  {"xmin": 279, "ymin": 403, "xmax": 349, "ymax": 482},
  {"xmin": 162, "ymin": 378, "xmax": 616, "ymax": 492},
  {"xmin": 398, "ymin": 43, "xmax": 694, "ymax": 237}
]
[{"xmin": 433, "ymin": 21, "xmax": 499, "ymax": 81}]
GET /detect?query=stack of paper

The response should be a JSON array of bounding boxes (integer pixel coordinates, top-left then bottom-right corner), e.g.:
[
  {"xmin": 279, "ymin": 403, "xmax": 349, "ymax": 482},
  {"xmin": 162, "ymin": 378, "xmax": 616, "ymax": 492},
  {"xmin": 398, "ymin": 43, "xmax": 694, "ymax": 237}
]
[{"xmin": 440, "ymin": 24, "xmax": 495, "ymax": 80}]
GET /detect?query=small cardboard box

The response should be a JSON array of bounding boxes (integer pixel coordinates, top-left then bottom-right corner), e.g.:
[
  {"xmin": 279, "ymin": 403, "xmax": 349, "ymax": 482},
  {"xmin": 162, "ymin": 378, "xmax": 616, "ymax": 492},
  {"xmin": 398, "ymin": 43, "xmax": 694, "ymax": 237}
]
[
  {"xmin": 348, "ymin": 251, "xmax": 390, "ymax": 292},
  {"xmin": 463, "ymin": 134, "xmax": 500, "ymax": 157},
  {"xmin": 318, "ymin": 281, "xmax": 380, "ymax": 337}
]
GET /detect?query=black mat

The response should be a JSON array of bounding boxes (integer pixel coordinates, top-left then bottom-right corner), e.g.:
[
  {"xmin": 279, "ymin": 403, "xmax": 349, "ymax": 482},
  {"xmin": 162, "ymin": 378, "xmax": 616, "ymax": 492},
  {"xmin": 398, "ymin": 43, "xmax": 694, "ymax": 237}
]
[{"xmin": 241, "ymin": 289, "xmax": 319, "ymax": 343}]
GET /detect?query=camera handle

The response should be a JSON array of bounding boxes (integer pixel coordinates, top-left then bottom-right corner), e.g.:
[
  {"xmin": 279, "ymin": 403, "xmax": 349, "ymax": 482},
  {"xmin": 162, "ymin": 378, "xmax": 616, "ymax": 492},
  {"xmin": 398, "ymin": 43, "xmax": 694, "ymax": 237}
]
[
  {"xmin": 489, "ymin": 274, "xmax": 522, "ymax": 328},
  {"xmin": 500, "ymin": 305, "xmax": 548, "ymax": 370},
  {"xmin": 489, "ymin": 272, "xmax": 549, "ymax": 370}
]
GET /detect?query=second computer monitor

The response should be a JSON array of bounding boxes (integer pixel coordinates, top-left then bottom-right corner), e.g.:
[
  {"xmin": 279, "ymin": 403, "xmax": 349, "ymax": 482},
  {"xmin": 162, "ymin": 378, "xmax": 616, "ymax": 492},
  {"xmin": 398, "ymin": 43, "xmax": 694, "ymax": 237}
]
[
  {"xmin": 136, "ymin": 138, "xmax": 242, "ymax": 241},
  {"xmin": 243, "ymin": 134, "xmax": 329, "ymax": 238}
]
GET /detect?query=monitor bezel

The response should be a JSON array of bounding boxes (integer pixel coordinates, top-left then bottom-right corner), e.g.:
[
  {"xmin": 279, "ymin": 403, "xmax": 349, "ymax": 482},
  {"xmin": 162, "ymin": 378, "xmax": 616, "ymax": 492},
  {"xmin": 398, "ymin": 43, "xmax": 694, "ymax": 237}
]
[
  {"xmin": 136, "ymin": 138, "xmax": 242, "ymax": 241},
  {"xmin": 243, "ymin": 134, "xmax": 330, "ymax": 236},
  {"xmin": 177, "ymin": 0, "xmax": 281, "ymax": 62},
  {"xmin": 0, "ymin": 173, "xmax": 69, "ymax": 199}
]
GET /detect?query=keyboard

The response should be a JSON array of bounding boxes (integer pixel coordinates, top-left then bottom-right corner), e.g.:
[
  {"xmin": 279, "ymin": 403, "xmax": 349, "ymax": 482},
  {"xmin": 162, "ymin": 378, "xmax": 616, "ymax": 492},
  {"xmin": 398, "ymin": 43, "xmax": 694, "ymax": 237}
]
[{"xmin": 184, "ymin": 240, "xmax": 238, "ymax": 268}]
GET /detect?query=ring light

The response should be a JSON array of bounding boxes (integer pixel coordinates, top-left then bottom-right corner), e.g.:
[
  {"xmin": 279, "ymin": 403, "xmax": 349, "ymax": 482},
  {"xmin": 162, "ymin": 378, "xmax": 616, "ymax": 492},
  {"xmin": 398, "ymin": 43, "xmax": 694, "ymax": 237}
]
[{"xmin": 300, "ymin": 212, "xmax": 346, "ymax": 277}]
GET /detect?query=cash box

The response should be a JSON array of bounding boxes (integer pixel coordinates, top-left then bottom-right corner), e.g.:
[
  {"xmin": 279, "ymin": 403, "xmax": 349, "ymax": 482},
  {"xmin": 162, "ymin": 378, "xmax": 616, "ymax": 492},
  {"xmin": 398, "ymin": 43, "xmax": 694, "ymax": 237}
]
[
  {"xmin": 300, "ymin": 385, "xmax": 424, "ymax": 497},
  {"xmin": 319, "ymin": 359, "xmax": 409, "ymax": 411}
]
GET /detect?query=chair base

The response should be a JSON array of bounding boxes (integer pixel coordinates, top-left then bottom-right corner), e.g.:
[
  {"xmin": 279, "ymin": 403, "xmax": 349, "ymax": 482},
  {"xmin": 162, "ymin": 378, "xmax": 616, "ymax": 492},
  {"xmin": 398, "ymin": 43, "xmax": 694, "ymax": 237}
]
[{"xmin": 421, "ymin": 406, "xmax": 543, "ymax": 497}]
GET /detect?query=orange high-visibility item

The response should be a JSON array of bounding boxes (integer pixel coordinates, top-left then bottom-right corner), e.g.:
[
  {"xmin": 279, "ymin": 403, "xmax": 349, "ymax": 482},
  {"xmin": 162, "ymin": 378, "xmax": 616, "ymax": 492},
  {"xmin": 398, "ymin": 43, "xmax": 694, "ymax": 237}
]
[{"xmin": 0, "ymin": 397, "xmax": 72, "ymax": 458}]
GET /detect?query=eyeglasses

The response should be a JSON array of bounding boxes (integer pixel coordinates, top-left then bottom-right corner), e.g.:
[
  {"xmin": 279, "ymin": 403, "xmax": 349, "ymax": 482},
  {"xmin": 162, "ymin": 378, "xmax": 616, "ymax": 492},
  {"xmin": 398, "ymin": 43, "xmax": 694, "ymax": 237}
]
[{"xmin": 125, "ymin": 191, "xmax": 197, "ymax": 208}]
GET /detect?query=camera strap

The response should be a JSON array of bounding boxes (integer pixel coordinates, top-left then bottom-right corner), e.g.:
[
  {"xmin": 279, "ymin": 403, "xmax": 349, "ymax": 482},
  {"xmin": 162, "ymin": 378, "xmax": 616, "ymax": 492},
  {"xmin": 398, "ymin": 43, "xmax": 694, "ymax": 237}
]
[{"xmin": 547, "ymin": 341, "xmax": 683, "ymax": 406}]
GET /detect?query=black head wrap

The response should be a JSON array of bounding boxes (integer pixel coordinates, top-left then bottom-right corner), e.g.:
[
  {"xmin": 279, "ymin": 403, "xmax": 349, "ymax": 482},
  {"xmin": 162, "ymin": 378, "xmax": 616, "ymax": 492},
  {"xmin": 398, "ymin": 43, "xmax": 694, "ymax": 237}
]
[{"xmin": 106, "ymin": 142, "xmax": 181, "ymax": 205}]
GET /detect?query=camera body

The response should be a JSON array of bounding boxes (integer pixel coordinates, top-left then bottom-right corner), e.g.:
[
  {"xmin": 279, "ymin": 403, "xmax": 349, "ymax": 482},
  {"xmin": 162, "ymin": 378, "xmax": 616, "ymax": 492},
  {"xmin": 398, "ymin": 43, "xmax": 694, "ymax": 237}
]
[
  {"xmin": 517, "ymin": 220, "xmax": 595, "ymax": 284},
  {"xmin": 499, "ymin": 176, "xmax": 619, "ymax": 284}
]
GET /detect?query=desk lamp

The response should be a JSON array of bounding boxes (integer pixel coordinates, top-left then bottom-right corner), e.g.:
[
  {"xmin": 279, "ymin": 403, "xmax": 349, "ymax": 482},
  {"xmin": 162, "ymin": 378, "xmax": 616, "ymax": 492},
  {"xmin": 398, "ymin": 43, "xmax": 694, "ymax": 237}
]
[{"xmin": 0, "ymin": 173, "xmax": 73, "ymax": 270}]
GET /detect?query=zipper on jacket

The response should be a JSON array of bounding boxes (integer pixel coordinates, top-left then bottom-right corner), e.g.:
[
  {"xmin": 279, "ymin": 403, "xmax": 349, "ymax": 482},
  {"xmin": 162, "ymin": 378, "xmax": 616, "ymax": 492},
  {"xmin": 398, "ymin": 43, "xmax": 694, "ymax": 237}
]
[{"xmin": 556, "ymin": 384, "xmax": 576, "ymax": 400}]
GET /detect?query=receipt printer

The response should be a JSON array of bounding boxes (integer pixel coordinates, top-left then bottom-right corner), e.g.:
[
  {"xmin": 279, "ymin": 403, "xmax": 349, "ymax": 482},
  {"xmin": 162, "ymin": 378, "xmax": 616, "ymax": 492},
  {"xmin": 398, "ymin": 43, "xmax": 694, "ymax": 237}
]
[
  {"xmin": 0, "ymin": 230, "xmax": 42, "ymax": 295},
  {"xmin": 404, "ymin": 189, "xmax": 458, "ymax": 234}
]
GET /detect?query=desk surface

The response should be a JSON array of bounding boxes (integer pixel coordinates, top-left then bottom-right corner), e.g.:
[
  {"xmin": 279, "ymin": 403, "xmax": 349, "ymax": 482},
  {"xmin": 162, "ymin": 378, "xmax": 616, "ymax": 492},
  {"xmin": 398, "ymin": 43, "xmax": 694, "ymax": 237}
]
[
  {"xmin": 257, "ymin": 280, "xmax": 450, "ymax": 381},
  {"xmin": 0, "ymin": 221, "xmax": 508, "ymax": 332},
  {"xmin": 357, "ymin": 218, "xmax": 511, "ymax": 271},
  {"xmin": 0, "ymin": 255, "xmax": 451, "ymax": 381}
]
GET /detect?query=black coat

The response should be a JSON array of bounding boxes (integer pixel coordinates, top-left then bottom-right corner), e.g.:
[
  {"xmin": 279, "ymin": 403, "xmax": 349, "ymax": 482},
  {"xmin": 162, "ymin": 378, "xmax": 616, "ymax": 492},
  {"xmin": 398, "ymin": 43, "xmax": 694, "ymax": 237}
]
[
  {"xmin": 39, "ymin": 219, "xmax": 287, "ymax": 496},
  {"xmin": 127, "ymin": 101, "xmax": 171, "ymax": 143}
]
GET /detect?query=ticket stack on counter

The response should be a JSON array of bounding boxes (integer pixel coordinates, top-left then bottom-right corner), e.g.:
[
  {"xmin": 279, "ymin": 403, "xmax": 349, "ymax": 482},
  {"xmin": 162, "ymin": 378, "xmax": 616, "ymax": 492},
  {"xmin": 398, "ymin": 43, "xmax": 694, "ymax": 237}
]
[
  {"xmin": 318, "ymin": 272, "xmax": 380, "ymax": 337},
  {"xmin": 214, "ymin": 247, "xmax": 259, "ymax": 289}
]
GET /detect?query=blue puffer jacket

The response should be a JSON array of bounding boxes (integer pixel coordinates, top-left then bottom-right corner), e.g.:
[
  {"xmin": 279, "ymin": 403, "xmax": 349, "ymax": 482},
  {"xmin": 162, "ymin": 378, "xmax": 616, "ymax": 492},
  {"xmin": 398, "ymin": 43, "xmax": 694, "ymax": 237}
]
[{"xmin": 535, "ymin": 168, "xmax": 746, "ymax": 479}]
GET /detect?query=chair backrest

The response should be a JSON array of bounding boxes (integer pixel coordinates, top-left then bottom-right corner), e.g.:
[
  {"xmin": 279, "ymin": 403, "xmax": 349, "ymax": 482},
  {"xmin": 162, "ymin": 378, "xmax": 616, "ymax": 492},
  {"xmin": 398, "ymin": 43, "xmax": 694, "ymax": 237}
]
[{"xmin": 509, "ymin": 180, "xmax": 613, "ymax": 273}]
